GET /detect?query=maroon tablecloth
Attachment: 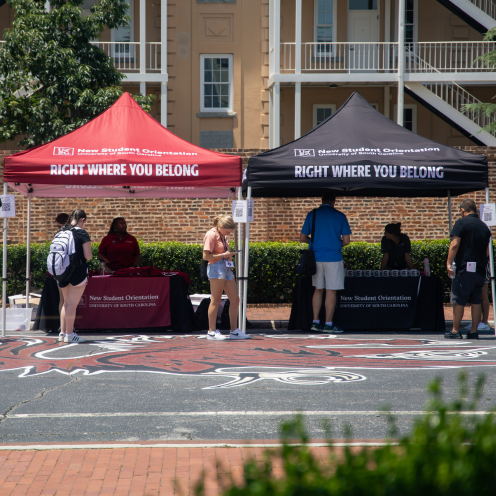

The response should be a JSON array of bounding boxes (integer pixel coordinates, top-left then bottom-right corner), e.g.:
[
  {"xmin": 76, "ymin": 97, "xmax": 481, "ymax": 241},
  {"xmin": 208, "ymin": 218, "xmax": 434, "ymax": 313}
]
[{"xmin": 75, "ymin": 276, "xmax": 171, "ymax": 329}]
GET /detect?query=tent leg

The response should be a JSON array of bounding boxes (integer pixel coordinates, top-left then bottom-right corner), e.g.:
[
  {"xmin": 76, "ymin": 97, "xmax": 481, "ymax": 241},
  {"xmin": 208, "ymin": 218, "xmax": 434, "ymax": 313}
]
[
  {"xmin": 448, "ymin": 190, "xmax": 453, "ymax": 234},
  {"xmin": 236, "ymin": 187, "xmax": 244, "ymax": 326},
  {"xmin": 26, "ymin": 194, "xmax": 31, "ymax": 309},
  {"xmin": 2, "ymin": 183, "xmax": 7, "ymax": 337},
  {"xmin": 486, "ymin": 187, "xmax": 496, "ymax": 335},
  {"xmin": 241, "ymin": 187, "xmax": 251, "ymax": 334}
]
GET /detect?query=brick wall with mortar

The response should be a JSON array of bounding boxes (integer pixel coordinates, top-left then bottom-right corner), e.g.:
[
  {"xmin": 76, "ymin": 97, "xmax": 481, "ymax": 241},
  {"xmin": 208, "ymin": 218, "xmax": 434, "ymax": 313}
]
[{"xmin": 1, "ymin": 147, "xmax": 495, "ymax": 245}]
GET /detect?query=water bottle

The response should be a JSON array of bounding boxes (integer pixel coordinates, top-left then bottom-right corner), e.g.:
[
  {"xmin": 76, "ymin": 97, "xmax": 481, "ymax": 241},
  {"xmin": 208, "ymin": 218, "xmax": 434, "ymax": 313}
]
[
  {"xmin": 450, "ymin": 261, "xmax": 456, "ymax": 279},
  {"xmin": 423, "ymin": 258, "xmax": 431, "ymax": 277},
  {"xmin": 100, "ymin": 261, "xmax": 105, "ymax": 276}
]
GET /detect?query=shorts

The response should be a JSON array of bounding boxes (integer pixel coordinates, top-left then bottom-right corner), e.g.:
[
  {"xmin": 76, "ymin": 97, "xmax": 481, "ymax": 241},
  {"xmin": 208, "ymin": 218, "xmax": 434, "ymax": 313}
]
[
  {"xmin": 57, "ymin": 277, "xmax": 87, "ymax": 288},
  {"xmin": 312, "ymin": 261, "xmax": 345, "ymax": 290},
  {"xmin": 207, "ymin": 259, "xmax": 235, "ymax": 281},
  {"xmin": 451, "ymin": 271, "xmax": 486, "ymax": 306}
]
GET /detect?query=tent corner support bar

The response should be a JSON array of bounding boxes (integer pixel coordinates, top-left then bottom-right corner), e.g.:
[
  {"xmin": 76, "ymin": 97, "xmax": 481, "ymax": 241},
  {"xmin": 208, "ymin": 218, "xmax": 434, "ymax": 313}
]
[
  {"xmin": 26, "ymin": 194, "xmax": 31, "ymax": 310},
  {"xmin": 2, "ymin": 183, "xmax": 7, "ymax": 337},
  {"xmin": 486, "ymin": 187, "xmax": 496, "ymax": 337},
  {"xmin": 241, "ymin": 187, "xmax": 252, "ymax": 335}
]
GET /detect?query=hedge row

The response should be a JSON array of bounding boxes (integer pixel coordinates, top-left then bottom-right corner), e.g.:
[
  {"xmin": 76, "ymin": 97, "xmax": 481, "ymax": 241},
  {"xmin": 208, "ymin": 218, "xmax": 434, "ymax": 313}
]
[{"xmin": 0, "ymin": 239, "xmax": 476, "ymax": 303}]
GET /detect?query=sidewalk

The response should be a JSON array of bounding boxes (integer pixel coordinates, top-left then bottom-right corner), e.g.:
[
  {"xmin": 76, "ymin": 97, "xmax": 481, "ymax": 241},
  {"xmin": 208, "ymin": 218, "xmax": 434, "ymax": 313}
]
[
  {"xmin": 0, "ymin": 443, "xmax": 371, "ymax": 496},
  {"xmin": 245, "ymin": 304, "xmax": 494, "ymax": 329}
]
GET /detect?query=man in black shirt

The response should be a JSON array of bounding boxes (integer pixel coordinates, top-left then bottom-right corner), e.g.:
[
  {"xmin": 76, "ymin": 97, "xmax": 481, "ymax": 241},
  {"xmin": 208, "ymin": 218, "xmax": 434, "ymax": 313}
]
[{"xmin": 446, "ymin": 199, "xmax": 491, "ymax": 339}]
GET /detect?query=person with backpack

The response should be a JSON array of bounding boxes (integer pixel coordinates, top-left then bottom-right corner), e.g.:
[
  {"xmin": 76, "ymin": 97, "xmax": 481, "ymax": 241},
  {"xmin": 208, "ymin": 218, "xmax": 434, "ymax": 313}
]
[
  {"xmin": 202, "ymin": 215, "xmax": 250, "ymax": 340},
  {"xmin": 48, "ymin": 209, "xmax": 92, "ymax": 343},
  {"xmin": 380, "ymin": 223, "xmax": 414, "ymax": 271}
]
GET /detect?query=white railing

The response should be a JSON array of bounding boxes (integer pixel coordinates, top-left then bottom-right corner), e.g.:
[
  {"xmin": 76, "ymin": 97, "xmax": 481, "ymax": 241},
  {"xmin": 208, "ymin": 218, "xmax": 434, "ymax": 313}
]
[
  {"xmin": 90, "ymin": 42, "xmax": 161, "ymax": 72},
  {"xmin": 281, "ymin": 42, "xmax": 398, "ymax": 72},
  {"xmin": 0, "ymin": 40, "xmax": 161, "ymax": 72},
  {"xmin": 281, "ymin": 42, "xmax": 495, "ymax": 73},
  {"xmin": 424, "ymin": 81, "xmax": 496, "ymax": 136},
  {"xmin": 468, "ymin": 0, "xmax": 496, "ymax": 20},
  {"xmin": 405, "ymin": 42, "xmax": 496, "ymax": 73}
]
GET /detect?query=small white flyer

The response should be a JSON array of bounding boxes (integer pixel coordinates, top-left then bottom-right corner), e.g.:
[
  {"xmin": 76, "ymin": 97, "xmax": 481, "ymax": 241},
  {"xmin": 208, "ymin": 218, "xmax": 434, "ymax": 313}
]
[
  {"xmin": 0, "ymin": 195, "xmax": 16, "ymax": 218},
  {"xmin": 480, "ymin": 203, "xmax": 496, "ymax": 226},
  {"xmin": 466, "ymin": 262, "xmax": 477, "ymax": 273},
  {"xmin": 232, "ymin": 200, "xmax": 254, "ymax": 223}
]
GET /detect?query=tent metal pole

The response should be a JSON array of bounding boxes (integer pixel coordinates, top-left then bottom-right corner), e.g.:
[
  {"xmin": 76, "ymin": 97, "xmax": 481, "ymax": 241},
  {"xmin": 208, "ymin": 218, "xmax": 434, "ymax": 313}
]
[
  {"xmin": 2, "ymin": 183, "xmax": 7, "ymax": 337},
  {"xmin": 486, "ymin": 187, "xmax": 496, "ymax": 335},
  {"xmin": 448, "ymin": 190, "xmax": 453, "ymax": 234},
  {"xmin": 236, "ymin": 187, "xmax": 243, "ymax": 326},
  {"xmin": 26, "ymin": 194, "xmax": 31, "ymax": 309},
  {"xmin": 241, "ymin": 187, "xmax": 251, "ymax": 334},
  {"xmin": 397, "ymin": 0, "xmax": 405, "ymax": 126}
]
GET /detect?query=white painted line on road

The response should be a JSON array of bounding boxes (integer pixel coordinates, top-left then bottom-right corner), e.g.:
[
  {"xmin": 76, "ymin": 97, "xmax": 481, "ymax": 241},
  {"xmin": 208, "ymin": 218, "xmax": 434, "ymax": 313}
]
[
  {"xmin": 2, "ymin": 410, "xmax": 494, "ymax": 419},
  {"xmin": 0, "ymin": 442, "xmax": 396, "ymax": 451}
]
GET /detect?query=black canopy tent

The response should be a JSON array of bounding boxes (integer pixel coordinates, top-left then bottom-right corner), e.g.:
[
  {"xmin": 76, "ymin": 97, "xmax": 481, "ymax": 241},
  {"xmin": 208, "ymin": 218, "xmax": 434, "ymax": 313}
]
[
  {"xmin": 236, "ymin": 92, "xmax": 492, "ymax": 334},
  {"xmin": 245, "ymin": 92, "xmax": 487, "ymax": 198}
]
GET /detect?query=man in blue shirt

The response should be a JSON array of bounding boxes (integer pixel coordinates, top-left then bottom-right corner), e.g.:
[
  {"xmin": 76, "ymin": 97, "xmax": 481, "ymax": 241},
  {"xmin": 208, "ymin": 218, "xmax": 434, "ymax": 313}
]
[{"xmin": 300, "ymin": 192, "xmax": 351, "ymax": 333}]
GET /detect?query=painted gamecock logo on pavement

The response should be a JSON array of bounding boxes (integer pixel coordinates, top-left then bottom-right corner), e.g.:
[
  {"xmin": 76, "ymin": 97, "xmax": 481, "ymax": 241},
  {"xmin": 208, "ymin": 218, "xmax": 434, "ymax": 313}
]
[{"xmin": 1, "ymin": 335, "xmax": 496, "ymax": 389}]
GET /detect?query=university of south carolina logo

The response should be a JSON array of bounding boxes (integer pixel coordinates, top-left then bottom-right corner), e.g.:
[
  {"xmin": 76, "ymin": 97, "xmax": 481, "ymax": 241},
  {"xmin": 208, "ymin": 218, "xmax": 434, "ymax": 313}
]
[
  {"xmin": 1, "ymin": 336, "xmax": 496, "ymax": 389},
  {"xmin": 53, "ymin": 147, "xmax": 74, "ymax": 156},
  {"xmin": 294, "ymin": 149, "xmax": 315, "ymax": 157}
]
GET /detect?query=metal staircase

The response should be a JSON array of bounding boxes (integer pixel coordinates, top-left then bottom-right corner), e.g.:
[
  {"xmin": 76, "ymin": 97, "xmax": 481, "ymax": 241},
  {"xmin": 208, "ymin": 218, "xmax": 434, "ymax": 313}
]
[
  {"xmin": 405, "ymin": 81, "xmax": 496, "ymax": 145},
  {"xmin": 436, "ymin": 0, "xmax": 496, "ymax": 34}
]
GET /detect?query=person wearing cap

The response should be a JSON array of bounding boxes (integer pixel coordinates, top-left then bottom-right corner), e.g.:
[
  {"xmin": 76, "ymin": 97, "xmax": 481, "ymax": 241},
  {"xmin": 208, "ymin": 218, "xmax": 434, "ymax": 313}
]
[{"xmin": 380, "ymin": 222, "xmax": 414, "ymax": 271}]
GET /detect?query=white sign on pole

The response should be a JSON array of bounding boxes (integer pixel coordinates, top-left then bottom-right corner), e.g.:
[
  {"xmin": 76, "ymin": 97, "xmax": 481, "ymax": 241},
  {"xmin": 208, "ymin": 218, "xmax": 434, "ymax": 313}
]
[
  {"xmin": 480, "ymin": 203, "xmax": 496, "ymax": 226},
  {"xmin": 0, "ymin": 195, "xmax": 15, "ymax": 218},
  {"xmin": 232, "ymin": 200, "xmax": 254, "ymax": 223}
]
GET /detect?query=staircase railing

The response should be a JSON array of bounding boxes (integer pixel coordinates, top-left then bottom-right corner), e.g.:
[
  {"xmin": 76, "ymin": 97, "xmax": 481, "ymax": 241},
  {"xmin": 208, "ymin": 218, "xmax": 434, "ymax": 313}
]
[
  {"xmin": 405, "ymin": 45, "xmax": 496, "ymax": 136},
  {"xmin": 467, "ymin": 0, "xmax": 496, "ymax": 20}
]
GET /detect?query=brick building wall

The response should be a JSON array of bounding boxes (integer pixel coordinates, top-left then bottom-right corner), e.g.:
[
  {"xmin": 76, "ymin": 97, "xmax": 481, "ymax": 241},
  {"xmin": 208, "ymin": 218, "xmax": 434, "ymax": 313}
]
[{"xmin": 1, "ymin": 147, "xmax": 495, "ymax": 245}]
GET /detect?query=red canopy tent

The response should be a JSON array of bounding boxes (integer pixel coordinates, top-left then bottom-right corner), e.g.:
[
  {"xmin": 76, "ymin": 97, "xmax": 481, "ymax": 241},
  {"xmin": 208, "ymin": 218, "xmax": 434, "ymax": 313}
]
[
  {"xmin": 4, "ymin": 92, "xmax": 242, "ymax": 198},
  {"xmin": 1, "ymin": 93, "xmax": 243, "ymax": 335}
]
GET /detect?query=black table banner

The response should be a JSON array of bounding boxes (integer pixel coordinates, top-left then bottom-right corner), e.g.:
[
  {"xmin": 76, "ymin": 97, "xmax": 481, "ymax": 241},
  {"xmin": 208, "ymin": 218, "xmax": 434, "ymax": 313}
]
[
  {"xmin": 288, "ymin": 275, "xmax": 445, "ymax": 332},
  {"xmin": 333, "ymin": 277, "xmax": 420, "ymax": 329}
]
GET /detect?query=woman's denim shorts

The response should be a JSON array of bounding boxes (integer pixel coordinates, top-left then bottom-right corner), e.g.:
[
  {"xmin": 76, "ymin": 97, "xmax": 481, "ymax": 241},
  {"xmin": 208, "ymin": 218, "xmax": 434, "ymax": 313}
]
[{"xmin": 207, "ymin": 259, "xmax": 235, "ymax": 281}]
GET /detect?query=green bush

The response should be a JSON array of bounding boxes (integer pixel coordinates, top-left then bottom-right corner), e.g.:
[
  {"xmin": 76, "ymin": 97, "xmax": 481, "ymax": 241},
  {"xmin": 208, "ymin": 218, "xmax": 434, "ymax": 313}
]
[
  {"xmin": 193, "ymin": 374, "xmax": 496, "ymax": 496},
  {"xmin": 0, "ymin": 239, "xmax": 488, "ymax": 303}
]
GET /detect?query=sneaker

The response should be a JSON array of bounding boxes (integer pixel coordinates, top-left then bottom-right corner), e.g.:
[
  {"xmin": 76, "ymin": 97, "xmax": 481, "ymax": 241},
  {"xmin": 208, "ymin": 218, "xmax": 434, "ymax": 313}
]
[
  {"xmin": 466, "ymin": 331, "xmax": 479, "ymax": 340},
  {"xmin": 230, "ymin": 329, "xmax": 251, "ymax": 339},
  {"xmin": 311, "ymin": 322, "xmax": 322, "ymax": 332},
  {"xmin": 58, "ymin": 332, "xmax": 66, "ymax": 342},
  {"xmin": 64, "ymin": 333, "xmax": 86, "ymax": 343},
  {"xmin": 207, "ymin": 330, "xmax": 227, "ymax": 341},
  {"xmin": 462, "ymin": 322, "xmax": 491, "ymax": 332},
  {"xmin": 444, "ymin": 331, "xmax": 463, "ymax": 339},
  {"xmin": 323, "ymin": 324, "xmax": 344, "ymax": 334}
]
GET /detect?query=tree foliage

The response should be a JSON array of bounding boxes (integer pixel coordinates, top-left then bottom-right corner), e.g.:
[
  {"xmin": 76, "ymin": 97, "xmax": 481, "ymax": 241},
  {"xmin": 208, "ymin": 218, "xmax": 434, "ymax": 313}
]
[
  {"xmin": 463, "ymin": 27, "xmax": 496, "ymax": 136},
  {"xmin": 0, "ymin": 0, "xmax": 155, "ymax": 147}
]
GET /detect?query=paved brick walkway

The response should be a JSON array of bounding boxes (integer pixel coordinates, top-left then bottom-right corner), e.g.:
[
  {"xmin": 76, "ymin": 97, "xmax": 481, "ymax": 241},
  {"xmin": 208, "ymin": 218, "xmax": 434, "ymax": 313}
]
[
  {"xmin": 0, "ymin": 444, "xmax": 352, "ymax": 496},
  {"xmin": 246, "ymin": 305, "xmax": 494, "ymax": 325}
]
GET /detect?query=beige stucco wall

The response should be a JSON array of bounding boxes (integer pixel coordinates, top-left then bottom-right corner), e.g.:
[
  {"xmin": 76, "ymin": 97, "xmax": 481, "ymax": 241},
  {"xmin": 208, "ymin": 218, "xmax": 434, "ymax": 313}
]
[{"xmin": 0, "ymin": 0, "xmax": 494, "ymax": 153}]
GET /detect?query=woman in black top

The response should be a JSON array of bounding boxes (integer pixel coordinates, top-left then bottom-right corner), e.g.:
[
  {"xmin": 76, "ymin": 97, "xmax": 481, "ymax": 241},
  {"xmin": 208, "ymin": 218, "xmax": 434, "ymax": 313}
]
[
  {"xmin": 58, "ymin": 209, "xmax": 92, "ymax": 344},
  {"xmin": 380, "ymin": 222, "xmax": 414, "ymax": 270}
]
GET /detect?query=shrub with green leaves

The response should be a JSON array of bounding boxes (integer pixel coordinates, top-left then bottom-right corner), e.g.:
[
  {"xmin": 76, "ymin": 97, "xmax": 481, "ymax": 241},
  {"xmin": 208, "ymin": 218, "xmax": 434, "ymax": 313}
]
[
  {"xmin": 0, "ymin": 239, "xmax": 489, "ymax": 302},
  {"xmin": 194, "ymin": 373, "xmax": 496, "ymax": 496}
]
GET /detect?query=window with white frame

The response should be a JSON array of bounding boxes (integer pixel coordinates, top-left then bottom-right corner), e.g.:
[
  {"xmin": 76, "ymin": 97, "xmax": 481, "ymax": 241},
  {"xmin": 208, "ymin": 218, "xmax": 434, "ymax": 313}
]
[
  {"xmin": 393, "ymin": 104, "xmax": 417, "ymax": 133},
  {"xmin": 395, "ymin": 0, "xmax": 416, "ymax": 47},
  {"xmin": 314, "ymin": 0, "xmax": 336, "ymax": 56},
  {"xmin": 313, "ymin": 104, "xmax": 336, "ymax": 127},
  {"xmin": 111, "ymin": 0, "xmax": 134, "ymax": 59},
  {"xmin": 200, "ymin": 55, "xmax": 233, "ymax": 112}
]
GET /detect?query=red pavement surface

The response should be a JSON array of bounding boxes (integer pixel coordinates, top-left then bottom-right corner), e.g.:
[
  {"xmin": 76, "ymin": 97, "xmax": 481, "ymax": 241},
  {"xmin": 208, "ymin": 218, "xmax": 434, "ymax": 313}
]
[{"xmin": 0, "ymin": 445, "xmax": 355, "ymax": 496}]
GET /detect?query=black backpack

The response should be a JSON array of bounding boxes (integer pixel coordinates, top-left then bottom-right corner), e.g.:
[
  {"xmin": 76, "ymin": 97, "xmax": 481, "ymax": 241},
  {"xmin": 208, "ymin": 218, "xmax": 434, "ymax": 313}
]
[{"xmin": 195, "ymin": 298, "xmax": 232, "ymax": 330}]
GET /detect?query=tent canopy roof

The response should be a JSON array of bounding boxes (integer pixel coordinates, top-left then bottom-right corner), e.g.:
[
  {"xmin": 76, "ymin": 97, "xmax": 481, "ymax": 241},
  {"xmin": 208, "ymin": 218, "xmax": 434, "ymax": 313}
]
[
  {"xmin": 246, "ymin": 92, "xmax": 488, "ymax": 198},
  {"xmin": 4, "ymin": 93, "xmax": 241, "ymax": 198}
]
